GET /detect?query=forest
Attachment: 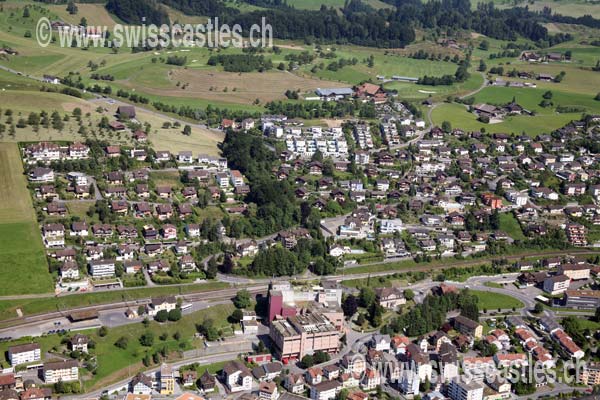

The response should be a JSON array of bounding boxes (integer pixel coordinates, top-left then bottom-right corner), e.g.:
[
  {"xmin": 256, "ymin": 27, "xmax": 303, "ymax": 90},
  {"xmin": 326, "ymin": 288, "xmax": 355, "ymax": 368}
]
[
  {"xmin": 105, "ymin": 0, "xmax": 170, "ymax": 25},
  {"xmin": 97, "ymin": 0, "xmax": 596, "ymax": 48}
]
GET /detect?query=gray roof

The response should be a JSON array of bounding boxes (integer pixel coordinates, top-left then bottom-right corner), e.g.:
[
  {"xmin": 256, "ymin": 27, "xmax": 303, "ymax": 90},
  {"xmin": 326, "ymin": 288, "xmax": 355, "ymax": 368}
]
[
  {"xmin": 539, "ymin": 317, "xmax": 560, "ymax": 332},
  {"xmin": 316, "ymin": 88, "xmax": 353, "ymax": 97}
]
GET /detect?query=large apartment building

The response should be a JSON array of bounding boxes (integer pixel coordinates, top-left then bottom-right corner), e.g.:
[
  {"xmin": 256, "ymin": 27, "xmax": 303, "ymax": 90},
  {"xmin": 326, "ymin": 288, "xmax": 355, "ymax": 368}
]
[
  {"xmin": 43, "ymin": 360, "xmax": 79, "ymax": 383},
  {"xmin": 581, "ymin": 362, "xmax": 600, "ymax": 385},
  {"xmin": 8, "ymin": 343, "xmax": 41, "ymax": 366},
  {"xmin": 448, "ymin": 379, "xmax": 484, "ymax": 400},
  {"xmin": 270, "ymin": 312, "xmax": 340, "ymax": 362},
  {"xmin": 453, "ymin": 316, "xmax": 483, "ymax": 339},
  {"xmin": 88, "ymin": 259, "xmax": 116, "ymax": 278}
]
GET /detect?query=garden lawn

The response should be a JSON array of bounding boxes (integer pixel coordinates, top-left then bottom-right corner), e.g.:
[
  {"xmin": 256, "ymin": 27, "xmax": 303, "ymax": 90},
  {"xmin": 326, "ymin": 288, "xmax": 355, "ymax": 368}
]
[{"xmin": 499, "ymin": 213, "xmax": 526, "ymax": 241}]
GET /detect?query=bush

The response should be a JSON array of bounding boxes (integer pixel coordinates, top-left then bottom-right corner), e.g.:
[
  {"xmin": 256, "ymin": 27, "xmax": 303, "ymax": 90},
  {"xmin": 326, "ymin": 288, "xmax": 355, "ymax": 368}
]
[
  {"xmin": 139, "ymin": 332, "xmax": 155, "ymax": 347},
  {"xmin": 155, "ymin": 310, "xmax": 169, "ymax": 322},
  {"xmin": 233, "ymin": 289, "xmax": 252, "ymax": 309},
  {"xmin": 114, "ymin": 336, "xmax": 128, "ymax": 349},
  {"xmin": 168, "ymin": 308, "xmax": 182, "ymax": 321},
  {"xmin": 313, "ymin": 351, "xmax": 330, "ymax": 364},
  {"xmin": 231, "ymin": 308, "xmax": 244, "ymax": 323},
  {"xmin": 300, "ymin": 354, "xmax": 314, "ymax": 368}
]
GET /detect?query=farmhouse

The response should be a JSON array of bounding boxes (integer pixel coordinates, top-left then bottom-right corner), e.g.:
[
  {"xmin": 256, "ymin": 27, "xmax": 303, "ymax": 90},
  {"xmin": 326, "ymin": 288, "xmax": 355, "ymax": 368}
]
[
  {"xmin": 354, "ymin": 83, "xmax": 387, "ymax": 104},
  {"xmin": 473, "ymin": 104, "xmax": 500, "ymax": 119}
]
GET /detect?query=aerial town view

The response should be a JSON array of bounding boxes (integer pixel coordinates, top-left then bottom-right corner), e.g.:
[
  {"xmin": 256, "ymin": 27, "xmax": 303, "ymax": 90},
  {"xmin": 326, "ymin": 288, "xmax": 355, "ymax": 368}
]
[{"xmin": 1, "ymin": 0, "xmax": 600, "ymax": 400}]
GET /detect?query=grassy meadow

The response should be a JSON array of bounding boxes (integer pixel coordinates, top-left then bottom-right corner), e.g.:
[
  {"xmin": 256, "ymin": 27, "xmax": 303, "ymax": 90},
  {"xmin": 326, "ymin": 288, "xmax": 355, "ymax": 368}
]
[
  {"xmin": 432, "ymin": 43, "xmax": 600, "ymax": 134},
  {"xmin": 0, "ymin": 143, "xmax": 52, "ymax": 296}
]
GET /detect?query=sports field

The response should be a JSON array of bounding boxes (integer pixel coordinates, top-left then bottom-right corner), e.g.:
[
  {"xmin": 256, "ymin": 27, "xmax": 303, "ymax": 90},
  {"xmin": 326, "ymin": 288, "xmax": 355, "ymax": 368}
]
[
  {"xmin": 0, "ymin": 143, "xmax": 53, "ymax": 295},
  {"xmin": 470, "ymin": 290, "xmax": 524, "ymax": 310}
]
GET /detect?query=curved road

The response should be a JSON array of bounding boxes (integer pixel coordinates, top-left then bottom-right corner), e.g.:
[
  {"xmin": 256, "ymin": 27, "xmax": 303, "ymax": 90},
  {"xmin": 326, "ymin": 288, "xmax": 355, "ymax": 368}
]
[{"xmin": 426, "ymin": 70, "xmax": 488, "ymax": 126}]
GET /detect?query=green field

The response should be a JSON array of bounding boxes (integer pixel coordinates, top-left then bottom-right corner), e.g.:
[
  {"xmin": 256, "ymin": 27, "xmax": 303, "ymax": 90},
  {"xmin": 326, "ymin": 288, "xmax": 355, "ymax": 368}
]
[
  {"xmin": 0, "ymin": 143, "xmax": 53, "ymax": 296},
  {"xmin": 386, "ymin": 71, "xmax": 484, "ymax": 100},
  {"xmin": 0, "ymin": 3, "xmax": 475, "ymax": 107},
  {"xmin": 302, "ymin": 44, "xmax": 461, "ymax": 86},
  {"xmin": 430, "ymin": 76, "xmax": 600, "ymax": 134},
  {"xmin": 431, "ymin": 103, "xmax": 581, "ymax": 135},
  {"xmin": 470, "ymin": 289, "xmax": 524, "ymax": 310}
]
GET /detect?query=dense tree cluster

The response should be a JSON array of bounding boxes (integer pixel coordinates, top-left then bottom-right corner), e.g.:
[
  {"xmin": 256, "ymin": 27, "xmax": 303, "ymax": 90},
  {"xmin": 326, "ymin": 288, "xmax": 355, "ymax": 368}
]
[
  {"xmin": 207, "ymin": 54, "xmax": 273, "ymax": 72},
  {"xmin": 221, "ymin": 131, "xmax": 300, "ymax": 236},
  {"xmin": 383, "ymin": 289, "xmax": 479, "ymax": 336},
  {"xmin": 229, "ymin": 2, "xmax": 416, "ymax": 47},
  {"xmin": 166, "ymin": 55, "xmax": 187, "ymax": 66},
  {"xmin": 161, "ymin": 0, "xmax": 240, "ymax": 18},
  {"xmin": 418, "ymin": 54, "xmax": 470, "ymax": 86},
  {"xmin": 106, "ymin": 0, "xmax": 169, "ymax": 25},
  {"xmin": 266, "ymin": 100, "xmax": 376, "ymax": 119},
  {"xmin": 246, "ymin": 239, "xmax": 338, "ymax": 277}
]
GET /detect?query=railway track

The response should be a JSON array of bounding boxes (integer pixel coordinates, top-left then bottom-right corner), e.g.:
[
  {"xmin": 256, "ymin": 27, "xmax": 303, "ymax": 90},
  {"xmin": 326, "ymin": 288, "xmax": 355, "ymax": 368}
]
[{"xmin": 1, "ymin": 249, "xmax": 598, "ymax": 331}]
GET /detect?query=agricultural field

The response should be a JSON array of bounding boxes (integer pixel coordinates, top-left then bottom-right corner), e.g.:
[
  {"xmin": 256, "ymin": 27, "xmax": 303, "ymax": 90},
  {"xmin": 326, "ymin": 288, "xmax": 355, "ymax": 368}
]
[
  {"xmin": 0, "ymin": 77, "xmax": 223, "ymax": 155},
  {"xmin": 431, "ymin": 54, "xmax": 600, "ymax": 135},
  {"xmin": 0, "ymin": 2, "xmax": 477, "ymax": 107},
  {"xmin": 301, "ymin": 43, "xmax": 461, "ymax": 84},
  {"xmin": 0, "ymin": 143, "xmax": 53, "ymax": 296},
  {"xmin": 387, "ymin": 71, "xmax": 484, "ymax": 101},
  {"xmin": 495, "ymin": 0, "xmax": 600, "ymax": 19},
  {"xmin": 45, "ymin": 3, "xmax": 121, "ymax": 28},
  {"xmin": 119, "ymin": 66, "xmax": 342, "ymax": 105}
]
